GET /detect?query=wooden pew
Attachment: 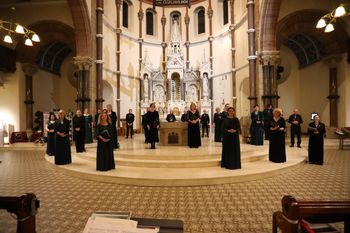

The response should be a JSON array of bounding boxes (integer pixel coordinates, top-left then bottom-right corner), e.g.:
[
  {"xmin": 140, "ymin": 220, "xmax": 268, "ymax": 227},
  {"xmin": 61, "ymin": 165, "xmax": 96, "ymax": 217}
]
[
  {"xmin": 0, "ymin": 193, "xmax": 40, "ymax": 233},
  {"xmin": 273, "ymin": 195, "xmax": 350, "ymax": 233}
]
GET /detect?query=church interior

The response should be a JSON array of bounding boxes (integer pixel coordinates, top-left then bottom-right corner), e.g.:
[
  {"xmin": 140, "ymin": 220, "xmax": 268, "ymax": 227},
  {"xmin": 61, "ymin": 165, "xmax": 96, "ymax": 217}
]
[{"xmin": 0, "ymin": 0, "xmax": 350, "ymax": 232}]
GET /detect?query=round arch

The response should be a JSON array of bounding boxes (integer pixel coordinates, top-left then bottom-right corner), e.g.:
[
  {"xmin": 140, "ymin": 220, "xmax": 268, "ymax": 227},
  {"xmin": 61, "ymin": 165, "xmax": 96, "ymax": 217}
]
[{"xmin": 67, "ymin": 0, "xmax": 92, "ymax": 57}]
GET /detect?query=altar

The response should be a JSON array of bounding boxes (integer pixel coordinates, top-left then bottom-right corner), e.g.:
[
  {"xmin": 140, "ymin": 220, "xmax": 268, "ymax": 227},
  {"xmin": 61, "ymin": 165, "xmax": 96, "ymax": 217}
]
[
  {"xmin": 140, "ymin": 19, "xmax": 212, "ymax": 119},
  {"xmin": 159, "ymin": 121, "xmax": 188, "ymax": 146}
]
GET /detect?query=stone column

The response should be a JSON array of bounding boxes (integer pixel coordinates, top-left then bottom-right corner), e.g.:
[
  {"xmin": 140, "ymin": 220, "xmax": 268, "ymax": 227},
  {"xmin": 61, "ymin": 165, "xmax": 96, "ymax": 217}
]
[
  {"xmin": 208, "ymin": 1, "xmax": 213, "ymax": 77},
  {"xmin": 247, "ymin": 0, "xmax": 257, "ymax": 110},
  {"xmin": 260, "ymin": 53, "xmax": 280, "ymax": 108},
  {"xmin": 161, "ymin": 8, "xmax": 167, "ymax": 74},
  {"xmin": 229, "ymin": 0, "xmax": 236, "ymax": 108},
  {"xmin": 96, "ymin": 0, "xmax": 104, "ymax": 111},
  {"xmin": 22, "ymin": 63, "xmax": 38, "ymax": 131},
  {"xmin": 137, "ymin": 1, "xmax": 144, "ymax": 131},
  {"xmin": 325, "ymin": 57, "xmax": 341, "ymax": 127},
  {"xmin": 116, "ymin": 0, "xmax": 122, "ymax": 128},
  {"xmin": 185, "ymin": 7, "xmax": 190, "ymax": 70},
  {"xmin": 73, "ymin": 56, "xmax": 94, "ymax": 111}
]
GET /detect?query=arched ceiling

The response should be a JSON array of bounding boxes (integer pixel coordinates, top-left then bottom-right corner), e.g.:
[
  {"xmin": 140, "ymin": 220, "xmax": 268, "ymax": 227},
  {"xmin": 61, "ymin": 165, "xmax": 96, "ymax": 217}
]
[
  {"xmin": 36, "ymin": 42, "xmax": 72, "ymax": 75},
  {"xmin": 277, "ymin": 10, "xmax": 349, "ymax": 69}
]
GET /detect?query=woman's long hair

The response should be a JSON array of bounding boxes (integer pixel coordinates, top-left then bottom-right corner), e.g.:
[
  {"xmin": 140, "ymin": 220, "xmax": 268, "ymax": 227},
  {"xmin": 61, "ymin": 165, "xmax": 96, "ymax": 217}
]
[{"xmin": 97, "ymin": 109, "xmax": 111, "ymax": 125}]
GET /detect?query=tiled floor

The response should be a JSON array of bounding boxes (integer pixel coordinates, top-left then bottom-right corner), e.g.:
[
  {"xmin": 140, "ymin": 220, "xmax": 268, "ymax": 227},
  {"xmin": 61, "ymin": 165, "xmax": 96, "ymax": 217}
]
[{"xmin": 0, "ymin": 139, "xmax": 349, "ymax": 233}]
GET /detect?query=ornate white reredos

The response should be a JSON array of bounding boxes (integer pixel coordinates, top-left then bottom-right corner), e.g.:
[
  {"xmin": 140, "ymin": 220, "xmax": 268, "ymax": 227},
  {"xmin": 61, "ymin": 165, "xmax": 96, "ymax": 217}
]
[{"xmin": 140, "ymin": 19, "xmax": 212, "ymax": 118}]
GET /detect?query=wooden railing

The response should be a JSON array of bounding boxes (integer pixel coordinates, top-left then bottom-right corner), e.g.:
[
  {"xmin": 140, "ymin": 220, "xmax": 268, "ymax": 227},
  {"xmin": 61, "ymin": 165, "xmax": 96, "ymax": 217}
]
[
  {"xmin": 0, "ymin": 193, "xmax": 40, "ymax": 233},
  {"xmin": 273, "ymin": 195, "xmax": 350, "ymax": 233}
]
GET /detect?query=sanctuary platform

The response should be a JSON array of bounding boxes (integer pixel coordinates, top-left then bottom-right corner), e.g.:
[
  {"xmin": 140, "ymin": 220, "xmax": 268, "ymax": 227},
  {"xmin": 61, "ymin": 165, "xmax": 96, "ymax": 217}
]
[{"xmin": 44, "ymin": 134, "xmax": 308, "ymax": 186}]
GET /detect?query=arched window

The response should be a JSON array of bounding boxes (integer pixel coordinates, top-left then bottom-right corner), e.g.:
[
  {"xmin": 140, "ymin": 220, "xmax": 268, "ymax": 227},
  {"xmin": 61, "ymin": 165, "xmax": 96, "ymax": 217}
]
[
  {"xmin": 197, "ymin": 9, "xmax": 205, "ymax": 34},
  {"xmin": 223, "ymin": 0, "xmax": 229, "ymax": 25},
  {"xmin": 122, "ymin": 1, "xmax": 128, "ymax": 28},
  {"xmin": 146, "ymin": 11, "xmax": 154, "ymax": 35}
]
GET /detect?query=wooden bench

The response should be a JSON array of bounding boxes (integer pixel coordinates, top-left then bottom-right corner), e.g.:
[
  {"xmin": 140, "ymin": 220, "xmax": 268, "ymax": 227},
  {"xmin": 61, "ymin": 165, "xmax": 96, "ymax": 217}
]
[
  {"xmin": 273, "ymin": 195, "xmax": 350, "ymax": 233},
  {"xmin": 0, "ymin": 193, "xmax": 40, "ymax": 233}
]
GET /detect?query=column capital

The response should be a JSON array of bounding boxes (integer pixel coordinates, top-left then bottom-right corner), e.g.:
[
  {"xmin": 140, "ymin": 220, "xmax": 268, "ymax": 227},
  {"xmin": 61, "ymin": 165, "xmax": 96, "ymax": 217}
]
[
  {"xmin": 259, "ymin": 54, "xmax": 280, "ymax": 66},
  {"xmin": 323, "ymin": 55, "xmax": 342, "ymax": 68},
  {"xmin": 73, "ymin": 56, "xmax": 94, "ymax": 70},
  {"xmin": 22, "ymin": 63, "xmax": 38, "ymax": 76},
  {"xmin": 115, "ymin": 0, "xmax": 122, "ymax": 8}
]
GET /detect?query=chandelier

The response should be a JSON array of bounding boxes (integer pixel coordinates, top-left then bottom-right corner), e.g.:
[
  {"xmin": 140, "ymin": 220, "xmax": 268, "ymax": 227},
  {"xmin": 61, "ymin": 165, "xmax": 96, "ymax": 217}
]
[
  {"xmin": 316, "ymin": 4, "xmax": 349, "ymax": 33},
  {"xmin": 0, "ymin": 7, "xmax": 40, "ymax": 46}
]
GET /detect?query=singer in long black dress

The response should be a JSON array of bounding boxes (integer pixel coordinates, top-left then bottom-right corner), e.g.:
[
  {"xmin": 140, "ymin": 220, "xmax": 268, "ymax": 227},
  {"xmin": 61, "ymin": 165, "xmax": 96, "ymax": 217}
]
[
  {"xmin": 107, "ymin": 104, "xmax": 119, "ymax": 149},
  {"xmin": 46, "ymin": 112, "xmax": 56, "ymax": 156},
  {"xmin": 213, "ymin": 107, "xmax": 222, "ymax": 142},
  {"xmin": 73, "ymin": 110, "xmax": 85, "ymax": 153},
  {"xmin": 96, "ymin": 110, "xmax": 115, "ymax": 171},
  {"xmin": 221, "ymin": 107, "xmax": 241, "ymax": 169},
  {"xmin": 269, "ymin": 108, "xmax": 286, "ymax": 163},
  {"xmin": 54, "ymin": 110, "xmax": 71, "ymax": 165},
  {"xmin": 308, "ymin": 115, "xmax": 326, "ymax": 165},
  {"xmin": 146, "ymin": 103, "xmax": 160, "ymax": 149},
  {"xmin": 250, "ymin": 105, "xmax": 264, "ymax": 145},
  {"xmin": 187, "ymin": 103, "xmax": 201, "ymax": 148}
]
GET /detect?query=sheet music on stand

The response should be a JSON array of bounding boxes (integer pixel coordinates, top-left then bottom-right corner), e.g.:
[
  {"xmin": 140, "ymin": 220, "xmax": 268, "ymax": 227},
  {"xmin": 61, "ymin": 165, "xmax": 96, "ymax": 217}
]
[{"xmin": 83, "ymin": 212, "xmax": 159, "ymax": 233}]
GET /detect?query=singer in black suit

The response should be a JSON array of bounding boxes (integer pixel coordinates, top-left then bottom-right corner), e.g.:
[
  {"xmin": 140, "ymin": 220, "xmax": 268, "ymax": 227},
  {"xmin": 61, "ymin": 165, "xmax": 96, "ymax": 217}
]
[
  {"xmin": 166, "ymin": 110, "xmax": 176, "ymax": 122},
  {"xmin": 263, "ymin": 104, "xmax": 273, "ymax": 140},
  {"xmin": 73, "ymin": 110, "xmax": 85, "ymax": 153},
  {"xmin": 308, "ymin": 115, "xmax": 326, "ymax": 165},
  {"xmin": 200, "ymin": 110, "xmax": 210, "ymax": 137},
  {"xmin": 288, "ymin": 108, "xmax": 303, "ymax": 147},
  {"xmin": 125, "ymin": 109, "xmax": 135, "ymax": 139},
  {"xmin": 250, "ymin": 105, "xmax": 264, "ymax": 145}
]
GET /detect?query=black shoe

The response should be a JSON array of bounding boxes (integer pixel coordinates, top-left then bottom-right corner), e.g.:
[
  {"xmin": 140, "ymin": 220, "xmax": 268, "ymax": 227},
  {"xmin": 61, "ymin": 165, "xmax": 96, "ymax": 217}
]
[
  {"xmin": 290, "ymin": 145, "xmax": 294, "ymax": 147},
  {"xmin": 297, "ymin": 145, "xmax": 301, "ymax": 148}
]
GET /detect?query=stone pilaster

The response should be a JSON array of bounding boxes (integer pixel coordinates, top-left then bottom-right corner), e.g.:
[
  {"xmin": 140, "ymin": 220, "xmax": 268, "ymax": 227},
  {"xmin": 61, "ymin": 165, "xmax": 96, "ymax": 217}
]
[
  {"xmin": 22, "ymin": 63, "xmax": 38, "ymax": 131},
  {"xmin": 73, "ymin": 56, "xmax": 94, "ymax": 111}
]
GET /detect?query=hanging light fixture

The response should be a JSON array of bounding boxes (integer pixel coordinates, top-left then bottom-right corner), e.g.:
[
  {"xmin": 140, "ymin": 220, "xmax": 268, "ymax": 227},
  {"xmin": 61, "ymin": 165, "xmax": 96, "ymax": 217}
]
[
  {"xmin": 324, "ymin": 23, "xmax": 335, "ymax": 33},
  {"xmin": 316, "ymin": 3, "xmax": 349, "ymax": 33},
  {"xmin": 0, "ymin": 7, "xmax": 40, "ymax": 46},
  {"xmin": 334, "ymin": 4, "xmax": 346, "ymax": 17}
]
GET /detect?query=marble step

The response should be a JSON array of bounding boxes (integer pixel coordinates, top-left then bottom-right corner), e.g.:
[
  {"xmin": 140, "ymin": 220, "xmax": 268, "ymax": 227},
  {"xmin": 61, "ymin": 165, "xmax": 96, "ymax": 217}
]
[
  {"xmin": 75, "ymin": 151, "xmax": 268, "ymax": 168},
  {"xmin": 45, "ymin": 150, "xmax": 307, "ymax": 186}
]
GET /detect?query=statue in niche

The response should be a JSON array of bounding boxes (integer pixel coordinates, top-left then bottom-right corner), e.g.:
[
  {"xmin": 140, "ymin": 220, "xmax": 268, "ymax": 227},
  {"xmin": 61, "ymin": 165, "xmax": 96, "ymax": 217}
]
[
  {"xmin": 143, "ymin": 74, "xmax": 149, "ymax": 98},
  {"xmin": 187, "ymin": 85, "xmax": 198, "ymax": 102},
  {"xmin": 154, "ymin": 85, "xmax": 165, "ymax": 102},
  {"xmin": 202, "ymin": 73, "xmax": 209, "ymax": 97}
]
